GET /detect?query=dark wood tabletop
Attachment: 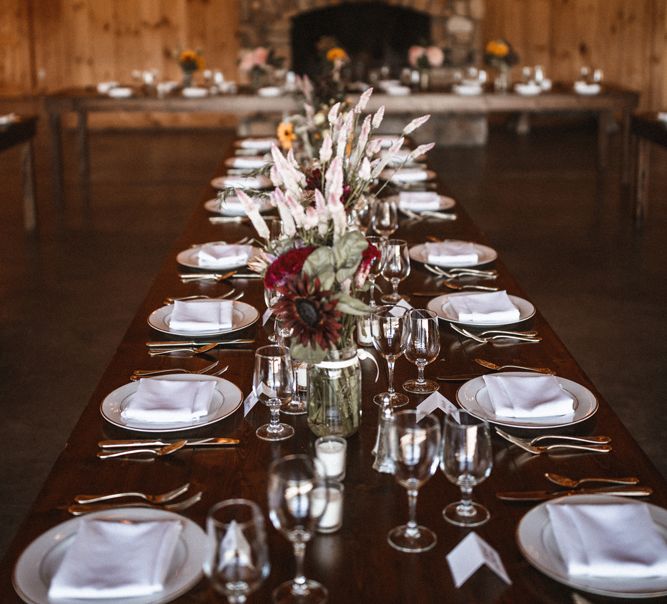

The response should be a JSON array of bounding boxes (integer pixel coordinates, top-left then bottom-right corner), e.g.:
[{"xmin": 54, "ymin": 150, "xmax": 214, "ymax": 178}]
[
  {"xmin": 632, "ymin": 113, "xmax": 667, "ymax": 148},
  {"xmin": 0, "ymin": 115, "xmax": 37, "ymax": 153},
  {"xmin": 2, "ymin": 139, "xmax": 665, "ymax": 603}
]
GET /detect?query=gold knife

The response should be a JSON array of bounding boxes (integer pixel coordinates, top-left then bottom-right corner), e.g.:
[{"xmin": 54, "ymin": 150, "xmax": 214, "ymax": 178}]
[
  {"xmin": 496, "ymin": 485, "xmax": 653, "ymax": 502},
  {"xmin": 98, "ymin": 437, "xmax": 240, "ymax": 449}
]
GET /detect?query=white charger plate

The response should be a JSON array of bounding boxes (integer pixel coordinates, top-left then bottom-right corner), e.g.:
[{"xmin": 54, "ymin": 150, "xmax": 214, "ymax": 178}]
[
  {"xmin": 517, "ymin": 494, "xmax": 667, "ymax": 598},
  {"xmin": 427, "ymin": 292, "xmax": 535, "ymax": 326},
  {"xmin": 176, "ymin": 243, "xmax": 259, "ymax": 270},
  {"xmin": 515, "ymin": 83, "xmax": 542, "ymax": 96},
  {"xmin": 204, "ymin": 197, "xmax": 272, "ymax": 216},
  {"xmin": 409, "ymin": 241, "xmax": 497, "ymax": 267},
  {"xmin": 456, "ymin": 371, "xmax": 597, "ymax": 429},
  {"xmin": 101, "ymin": 374, "xmax": 242, "ymax": 432},
  {"xmin": 390, "ymin": 194, "xmax": 456, "ymax": 213},
  {"xmin": 12, "ymin": 508, "xmax": 206, "ymax": 604},
  {"xmin": 148, "ymin": 300, "xmax": 259, "ymax": 337},
  {"xmin": 210, "ymin": 175, "xmax": 272, "ymax": 190}
]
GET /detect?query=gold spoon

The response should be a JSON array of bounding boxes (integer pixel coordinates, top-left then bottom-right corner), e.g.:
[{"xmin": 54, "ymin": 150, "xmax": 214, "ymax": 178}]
[
  {"xmin": 545, "ymin": 472, "xmax": 640, "ymax": 488},
  {"xmin": 474, "ymin": 358, "xmax": 555, "ymax": 375}
]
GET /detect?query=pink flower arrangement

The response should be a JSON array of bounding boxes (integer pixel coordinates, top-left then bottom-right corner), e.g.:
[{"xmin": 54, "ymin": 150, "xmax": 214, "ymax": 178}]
[
  {"xmin": 408, "ymin": 45, "xmax": 444, "ymax": 69},
  {"xmin": 239, "ymin": 47, "xmax": 270, "ymax": 73}
]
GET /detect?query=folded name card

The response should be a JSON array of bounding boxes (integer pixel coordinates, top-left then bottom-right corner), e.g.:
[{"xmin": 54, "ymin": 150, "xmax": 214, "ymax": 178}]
[{"xmin": 447, "ymin": 533, "xmax": 511, "ymax": 588}]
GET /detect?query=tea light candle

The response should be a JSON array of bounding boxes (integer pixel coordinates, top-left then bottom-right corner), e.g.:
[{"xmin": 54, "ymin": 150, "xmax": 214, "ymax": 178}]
[
  {"xmin": 312, "ymin": 482, "xmax": 344, "ymax": 534},
  {"xmin": 315, "ymin": 436, "xmax": 347, "ymax": 480}
]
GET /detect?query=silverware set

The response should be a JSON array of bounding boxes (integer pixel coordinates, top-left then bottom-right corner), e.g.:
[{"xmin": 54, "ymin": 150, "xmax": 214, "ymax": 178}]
[
  {"xmin": 179, "ymin": 271, "xmax": 262, "ymax": 282},
  {"xmin": 495, "ymin": 428, "xmax": 612, "ymax": 454},
  {"xmin": 96, "ymin": 436, "xmax": 241, "ymax": 460},
  {"xmin": 130, "ymin": 360, "xmax": 228, "ymax": 380},
  {"xmin": 146, "ymin": 340, "xmax": 254, "ymax": 356},
  {"xmin": 450, "ymin": 322, "xmax": 542, "ymax": 344},
  {"xmin": 400, "ymin": 208, "xmax": 458, "ymax": 221},
  {"xmin": 423, "ymin": 263, "xmax": 498, "ymax": 280}
]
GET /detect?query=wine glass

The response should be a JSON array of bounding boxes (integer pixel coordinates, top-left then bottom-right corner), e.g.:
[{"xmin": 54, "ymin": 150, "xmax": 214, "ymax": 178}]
[
  {"xmin": 204, "ymin": 499, "xmax": 270, "ymax": 603},
  {"xmin": 273, "ymin": 321, "xmax": 307, "ymax": 417},
  {"xmin": 253, "ymin": 345, "xmax": 295, "ymax": 441},
  {"xmin": 370, "ymin": 198, "xmax": 398, "ymax": 239},
  {"xmin": 380, "ymin": 239, "xmax": 410, "ymax": 304},
  {"xmin": 370, "ymin": 305, "xmax": 409, "ymax": 408},
  {"xmin": 388, "ymin": 410, "xmax": 441, "ymax": 553},
  {"xmin": 403, "ymin": 309, "xmax": 441, "ymax": 394},
  {"xmin": 264, "ymin": 287, "xmax": 283, "ymax": 343},
  {"xmin": 268, "ymin": 455, "xmax": 328, "ymax": 603},
  {"xmin": 365, "ymin": 236, "xmax": 385, "ymax": 308},
  {"xmin": 440, "ymin": 411, "xmax": 493, "ymax": 527}
]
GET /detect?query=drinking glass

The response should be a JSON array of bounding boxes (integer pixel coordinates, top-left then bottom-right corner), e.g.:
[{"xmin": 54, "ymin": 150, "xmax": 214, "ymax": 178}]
[
  {"xmin": 268, "ymin": 455, "xmax": 328, "ymax": 603},
  {"xmin": 370, "ymin": 305, "xmax": 409, "ymax": 408},
  {"xmin": 388, "ymin": 411, "xmax": 441, "ymax": 552},
  {"xmin": 264, "ymin": 287, "xmax": 283, "ymax": 343},
  {"xmin": 380, "ymin": 239, "xmax": 410, "ymax": 304},
  {"xmin": 370, "ymin": 198, "xmax": 398, "ymax": 239},
  {"xmin": 403, "ymin": 309, "xmax": 440, "ymax": 394},
  {"xmin": 253, "ymin": 345, "xmax": 295, "ymax": 441},
  {"xmin": 365, "ymin": 235, "xmax": 385, "ymax": 308},
  {"xmin": 204, "ymin": 499, "xmax": 270, "ymax": 603},
  {"xmin": 440, "ymin": 411, "xmax": 493, "ymax": 527}
]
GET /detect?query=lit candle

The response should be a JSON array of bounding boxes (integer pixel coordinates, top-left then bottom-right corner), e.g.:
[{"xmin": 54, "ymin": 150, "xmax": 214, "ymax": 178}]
[
  {"xmin": 315, "ymin": 436, "xmax": 347, "ymax": 481},
  {"xmin": 312, "ymin": 482, "xmax": 344, "ymax": 534}
]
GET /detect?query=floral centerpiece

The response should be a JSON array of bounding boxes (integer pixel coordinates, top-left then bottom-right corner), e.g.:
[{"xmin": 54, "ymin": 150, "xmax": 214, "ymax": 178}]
[
  {"xmin": 238, "ymin": 46, "xmax": 285, "ymax": 90},
  {"xmin": 484, "ymin": 39, "xmax": 519, "ymax": 92},
  {"xmin": 236, "ymin": 89, "xmax": 433, "ymax": 436},
  {"xmin": 408, "ymin": 45, "xmax": 445, "ymax": 71},
  {"xmin": 177, "ymin": 49, "xmax": 204, "ymax": 87}
]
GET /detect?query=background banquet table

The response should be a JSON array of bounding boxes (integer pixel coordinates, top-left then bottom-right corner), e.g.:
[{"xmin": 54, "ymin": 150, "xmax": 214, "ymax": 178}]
[{"xmin": 1, "ymin": 140, "xmax": 665, "ymax": 603}]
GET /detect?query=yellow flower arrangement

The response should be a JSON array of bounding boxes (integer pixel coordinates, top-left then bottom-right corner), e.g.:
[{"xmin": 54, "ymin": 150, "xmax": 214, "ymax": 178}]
[
  {"xmin": 484, "ymin": 39, "xmax": 519, "ymax": 68},
  {"xmin": 326, "ymin": 47, "xmax": 349, "ymax": 63},
  {"xmin": 178, "ymin": 49, "xmax": 204, "ymax": 72},
  {"xmin": 485, "ymin": 40, "xmax": 509, "ymax": 58},
  {"xmin": 277, "ymin": 121, "xmax": 297, "ymax": 150}
]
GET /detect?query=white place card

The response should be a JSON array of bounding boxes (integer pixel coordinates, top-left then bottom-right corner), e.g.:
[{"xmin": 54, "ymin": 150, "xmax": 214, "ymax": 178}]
[
  {"xmin": 416, "ymin": 391, "xmax": 460, "ymax": 422},
  {"xmin": 262, "ymin": 308, "xmax": 273, "ymax": 326},
  {"xmin": 446, "ymin": 533, "xmax": 511, "ymax": 588},
  {"xmin": 243, "ymin": 392, "xmax": 259, "ymax": 417},
  {"xmin": 389, "ymin": 298, "xmax": 413, "ymax": 316}
]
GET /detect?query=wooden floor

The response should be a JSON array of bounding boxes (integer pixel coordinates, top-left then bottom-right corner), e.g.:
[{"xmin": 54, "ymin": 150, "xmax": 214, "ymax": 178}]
[{"xmin": 0, "ymin": 119, "xmax": 665, "ymax": 557}]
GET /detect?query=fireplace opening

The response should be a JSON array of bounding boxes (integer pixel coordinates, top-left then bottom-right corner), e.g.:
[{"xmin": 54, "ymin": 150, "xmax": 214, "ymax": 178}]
[{"xmin": 291, "ymin": 2, "xmax": 430, "ymax": 81}]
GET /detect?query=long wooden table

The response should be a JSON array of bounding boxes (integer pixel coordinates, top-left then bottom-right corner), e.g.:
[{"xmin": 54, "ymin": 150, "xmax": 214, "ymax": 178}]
[
  {"xmin": 632, "ymin": 112, "xmax": 667, "ymax": 225},
  {"xmin": 2, "ymin": 143, "xmax": 665, "ymax": 603},
  {"xmin": 44, "ymin": 84, "xmax": 638, "ymax": 207}
]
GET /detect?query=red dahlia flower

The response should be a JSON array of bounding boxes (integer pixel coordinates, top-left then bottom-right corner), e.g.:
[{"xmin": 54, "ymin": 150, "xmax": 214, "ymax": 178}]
[{"xmin": 264, "ymin": 246, "xmax": 316, "ymax": 290}]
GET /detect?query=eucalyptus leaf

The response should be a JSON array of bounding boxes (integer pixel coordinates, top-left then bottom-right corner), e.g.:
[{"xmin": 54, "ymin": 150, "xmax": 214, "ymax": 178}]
[
  {"xmin": 333, "ymin": 232, "xmax": 368, "ymax": 269},
  {"xmin": 336, "ymin": 293, "xmax": 371, "ymax": 316},
  {"xmin": 291, "ymin": 342, "xmax": 327, "ymax": 364},
  {"xmin": 303, "ymin": 248, "xmax": 336, "ymax": 289}
]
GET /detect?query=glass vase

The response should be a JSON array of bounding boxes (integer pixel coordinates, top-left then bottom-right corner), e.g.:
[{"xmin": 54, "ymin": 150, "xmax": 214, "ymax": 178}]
[
  {"xmin": 182, "ymin": 70, "xmax": 195, "ymax": 88},
  {"xmin": 419, "ymin": 70, "xmax": 430, "ymax": 91},
  {"xmin": 494, "ymin": 65, "xmax": 510, "ymax": 93},
  {"xmin": 307, "ymin": 347, "xmax": 362, "ymax": 438}
]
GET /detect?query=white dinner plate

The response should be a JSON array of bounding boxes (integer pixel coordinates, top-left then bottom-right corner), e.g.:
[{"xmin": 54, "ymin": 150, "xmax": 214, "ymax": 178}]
[
  {"xmin": 456, "ymin": 371, "xmax": 598, "ymax": 429},
  {"xmin": 574, "ymin": 82, "xmax": 601, "ymax": 96},
  {"xmin": 148, "ymin": 300, "xmax": 259, "ymax": 337},
  {"xmin": 389, "ymin": 194, "xmax": 456, "ymax": 212},
  {"xmin": 224, "ymin": 156, "xmax": 270, "ymax": 170},
  {"xmin": 176, "ymin": 243, "xmax": 260, "ymax": 270},
  {"xmin": 517, "ymin": 494, "xmax": 667, "ymax": 598},
  {"xmin": 427, "ymin": 292, "xmax": 535, "ymax": 326},
  {"xmin": 181, "ymin": 86, "xmax": 208, "ymax": 98},
  {"xmin": 203, "ymin": 197, "xmax": 272, "ymax": 216},
  {"xmin": 234, "ymin": 138, "xmax": 277, "ymax": 151},
  {"xmin": 107, "ymin": 87, "xmax": 133, "ymax": 98},
  {"xmin": 210, "ymin": 175, "xmax": 272, "ymax": 190},
  {"xmin": 453, "ymin": 83, "xmax": 483, "ymax": 96},
  {"xmin": 101, "ymin": 374, "xmax": 242, "ymax": 432},
  {"xmin": 380, "ymin": 168, "xmax": 437, "ymax": 184},
  {"xmin": 409, "ymin": 241, "xmax": 497, "ymax": 267},
  {"xmin": 12, "ymin": 508, "xmax": 206, "ymax": 604}
]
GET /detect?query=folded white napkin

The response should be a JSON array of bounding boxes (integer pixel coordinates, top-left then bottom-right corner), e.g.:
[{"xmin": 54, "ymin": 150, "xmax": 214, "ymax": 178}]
[
  {"xmin": 122, "ymin": 377, "xmax": 216, "ymax": 422},
  {"xmin": 107, "ymin": 87, "xmax": 133, "ymax": 98},
  {"xmin": 445, "ymin": 291, "xmax": 520, "ymax": 323},
  {"xmin": 48, "ymin": 518, "xmax": 182, "ymax": 599},
  {"xmin": 389, "ymin": 169, "xmax": 430, "ymax": 183},
  {"xmin": 425, "ymin": 240, "xmax": 478, "ymax": 265},
  {"xmin": 169, "ymin": 299, "xmax": 234, "ymax": 331},
  {"xmin": 398, "ymin": 191, "xmax": 441, "ymax": 211},
  {"xmin": 238, "ymin": 137, "xmax": 277, "ymax": 150},
  {"xmin": 257, "ymin": 86, "xmax": 281, "ymax": 97},
  {"xmin": 182, "ymin": 86, "xmax": 208, "ymax": 98},
  {"xmin": 216, "ymin": 175, "xmax": 271, "ymax": 189},
  {"xmin": 482, "ymin": 374, "xmax": 574, "ymax": 418},
  {"xmin": 574, "ymin": 81, "xmax": 601, "ymax": 95},
  {"xmin": 196, "ymin": 243, "xmax": 252, "ymax": 268},
  {"xmin": 229, "ymin": 156, "xmax": 268, "ymax": 169},
  {"xmin": 96, "ymin": 81, "xmax": 118, "ymax": 94},
  {"xmin": 386, "ymin": 85, "xmax": 411, "ymax": 96},
  {"xmin": 547, "ymin": 501, "xmax": 667, "ymax": 578}
]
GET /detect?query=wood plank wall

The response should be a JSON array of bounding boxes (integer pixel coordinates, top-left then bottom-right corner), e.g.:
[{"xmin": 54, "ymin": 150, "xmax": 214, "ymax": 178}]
[{"xmin": 0, "ymin": 0, "xmax": 665, "ymax": 112}]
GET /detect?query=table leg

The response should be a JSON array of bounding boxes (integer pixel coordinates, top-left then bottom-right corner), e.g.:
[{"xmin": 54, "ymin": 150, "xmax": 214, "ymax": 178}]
[
  {"xmin": 48, "ymin": 111, "xmax": 64, "ymax": 207},
  {"xmin": 635, "ymin": 138, "xmax": 650, "ymax": 225},
  {"xmin": 597, "ymin": 110, "xmax": 611, "ymax": 171},
  {"xmin": 621, "ymin": 109, "xmax": 632, "ymax": 185},
  {"xmin": 77, "ymin": 109, "xmax": 90, "ymax": 206},
  {"xmin": 21, "ymin": 140, "xmax": 37, "ymax": 232}
]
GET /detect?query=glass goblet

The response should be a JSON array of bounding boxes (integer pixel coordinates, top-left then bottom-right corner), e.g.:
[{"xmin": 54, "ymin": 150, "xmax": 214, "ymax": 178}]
[
  {"xmin": 268, "ymin": 454, "xmax": 328, "ymax": 604},
  {"xmin": 403, "ymin": 308, "xmax": 441, "ymax": 394},
  {"xmin": 370, "ymin": 305, "xmax": 409, "ymax": 408},
  {"xmin": 365, "ymin": 235, "xmax": 385, "ymax": 308},
  {"xmin": 253, "ymin": 345, "xmax": 294, "ymax": 441},
  {"xmin": 264, "ymin": 287, "xmax": 283, "ymax": 343},
  {"xmin": 204, "ymin": 499, "xmax": 270, "ymax": 604},
  {"xmin": 370, "ymin": 198, "xmax": 398, "ymax": 239},
  {"xmin": 388, "ymin": 410, "xmax": 441, "ymax": 553},
  {"xmin": 380, "ymin": 239, "xmax": 410, "ymax": 304},
  {"xmin": 441, "ymin": 411, "xmax": 493, "ymax": 527}
]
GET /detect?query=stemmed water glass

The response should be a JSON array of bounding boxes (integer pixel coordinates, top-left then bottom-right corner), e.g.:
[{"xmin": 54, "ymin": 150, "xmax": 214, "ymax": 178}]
[
  {"xmin": 272, "ymin": 317, "xmax": 307, "ymax": 416},
  {"xmin": 253, "ymin": 345, "xmax": 294, "ymax": 441},
  {"xmin": 403, "ymin": 309, "xmax": 441, "ymax": 394},
  {"xmin": 268, "ymin": 455, "xmax": 328, "ymax": 604},
  {"xmin": 380, "ymin": 239, "xmax": 410, "ymax": 304},
  {"xmin": 388, "ymin": 411, "xmax": 441, "ymax": 553},
  {"xmin": 370, "ymin": 305, "xmax": 409, "ymax": 408},
  {"xmin": 264, "ymin": 287, "xmax": 283, "ymax": 343},
  {"xmin": 204, "ymin": 499, "xmax": 270, "ymax": 603},
  {"xmin": 365, "ymin": 235, "xmax": 385, "ymax": 308},
  {"xmin": 440, "ymin": 411, "xmax": 493, "ymax": 527},
  {"xmin": 370, "ymin": 198, "xmax": 398, "ymax": 239}
]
